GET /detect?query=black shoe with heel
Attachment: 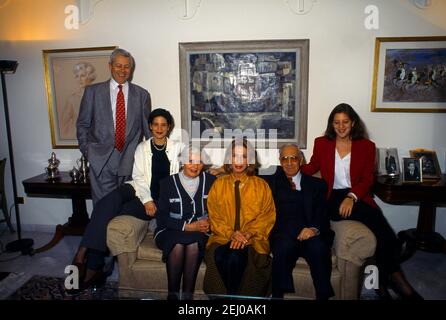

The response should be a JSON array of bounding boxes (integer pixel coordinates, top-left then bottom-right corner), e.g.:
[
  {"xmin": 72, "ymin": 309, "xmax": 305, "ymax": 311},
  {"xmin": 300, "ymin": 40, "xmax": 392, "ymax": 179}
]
[
  {"xmin": 388, "ymin": 279, "xmax": 424, "ymax": 300},
  {"xmin": 80, "ymin": 270, "xmax": 106, "ymax": 291}
]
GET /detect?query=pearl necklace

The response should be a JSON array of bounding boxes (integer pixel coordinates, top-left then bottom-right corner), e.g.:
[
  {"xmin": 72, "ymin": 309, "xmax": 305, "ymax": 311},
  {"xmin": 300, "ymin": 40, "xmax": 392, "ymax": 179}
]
[{"xmin": 152, "ymin": 139, "xmax": 167, "ymax": 151}]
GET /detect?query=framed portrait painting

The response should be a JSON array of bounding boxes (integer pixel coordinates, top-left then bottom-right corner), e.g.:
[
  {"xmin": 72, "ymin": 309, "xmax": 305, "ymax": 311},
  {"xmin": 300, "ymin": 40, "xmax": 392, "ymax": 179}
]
[
  {"xmin": 43, "ymin": 46, "xmax": 117, "ymax": 148},
  {"xmin": 409, "ymin": 148, "xmax": 442, "ymax": 179},
  {"xmin": 179, "ymin": 39, "xmax": 309, "ymax": 148},
  {"xmin": 371, "ymin": 36, "xmax": 446, "ymax": 113}
]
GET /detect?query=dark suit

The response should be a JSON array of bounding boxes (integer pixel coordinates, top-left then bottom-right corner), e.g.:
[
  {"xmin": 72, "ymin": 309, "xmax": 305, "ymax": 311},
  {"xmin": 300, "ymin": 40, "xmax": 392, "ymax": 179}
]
[
  {"xmin": 77, "ymin": 80, "xmax": 151, "ymax": 204},
  {"xmin": 405, "ymin": 166, "xmax": 420, "ymax": 181},
  {"xmin": 263, "ymin": 167, "xmax": 334, "ymax": 300},
  {"xmin": 385, "ymin": 155, "xmax": 397, "ymax": 174}
]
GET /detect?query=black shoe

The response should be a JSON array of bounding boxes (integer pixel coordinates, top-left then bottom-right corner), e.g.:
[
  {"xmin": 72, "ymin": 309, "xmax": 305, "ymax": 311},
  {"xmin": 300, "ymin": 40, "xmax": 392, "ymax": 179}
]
[
  {"xmin": 64, "ymin": 263, "xmax": 87, "ymax": 296},
  {"xmin": 388, "ymin": 280, "xmax": 424, "ymax": 300},
  {"xmin": 397, "ymin": 231, "xmax": 417, "ymax": 263},
  {"xmin": 181, "ymin": 292, "xmax": 194, "ymax": 300},
  {"xmin": 167, "ymin": 292, "xmax": 180, "ymax": 300},
  {"xmin": 65, "ymin": 287, "xmax": 83, "ymax": 296},
  {"xmin": 65, "ymin": 271, "xmax": 106, "ymax": 295},
  {"xmin": 402, "ymin": 289, "xmax": 424, "ymax": 300},
  {"xmin": 72, "ymin": 261, "xmax": 86, "ymax": 282},
  {"xmin": 79, "ymin": 270, "xmax": 106, "ymax": 291}
]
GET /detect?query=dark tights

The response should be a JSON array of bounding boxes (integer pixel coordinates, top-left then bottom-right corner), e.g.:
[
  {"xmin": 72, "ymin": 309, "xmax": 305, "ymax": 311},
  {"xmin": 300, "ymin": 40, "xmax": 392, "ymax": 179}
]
[{"xmin": 166, "ymin": 243, "xmax": 201, "ymax": 297}]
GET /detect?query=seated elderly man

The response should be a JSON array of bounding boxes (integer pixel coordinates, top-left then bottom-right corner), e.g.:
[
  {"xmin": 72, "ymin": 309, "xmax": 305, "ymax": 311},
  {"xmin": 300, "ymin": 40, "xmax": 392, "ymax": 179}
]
[{"xmin": 263, "ymin": 144, "xmax": 334, "ymax": 300}]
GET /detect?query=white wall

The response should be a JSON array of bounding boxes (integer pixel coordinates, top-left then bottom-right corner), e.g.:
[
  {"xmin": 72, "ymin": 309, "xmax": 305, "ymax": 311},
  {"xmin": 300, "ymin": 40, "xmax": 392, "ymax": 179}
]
[{"xmin": 1, "ymin": 0, "xmax": 445, "ymax": 236}]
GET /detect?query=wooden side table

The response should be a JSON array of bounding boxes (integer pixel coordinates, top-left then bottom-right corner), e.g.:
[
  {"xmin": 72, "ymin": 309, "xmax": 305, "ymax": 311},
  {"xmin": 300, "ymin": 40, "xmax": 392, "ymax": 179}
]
[
  {"xmin": 373, "ymin": 174, "xmax": 446, "ymax": 259},
  {"xmin": 22, "ymin": 172, "xmax": 91, "ymax": 254}
]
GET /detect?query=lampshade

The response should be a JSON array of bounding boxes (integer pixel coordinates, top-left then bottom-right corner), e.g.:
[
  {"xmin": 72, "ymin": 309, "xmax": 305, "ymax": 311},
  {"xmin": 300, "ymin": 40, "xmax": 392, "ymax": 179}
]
[{"xmin": 0, "ymin": 60, "xmax": 18, "ymax": 74}]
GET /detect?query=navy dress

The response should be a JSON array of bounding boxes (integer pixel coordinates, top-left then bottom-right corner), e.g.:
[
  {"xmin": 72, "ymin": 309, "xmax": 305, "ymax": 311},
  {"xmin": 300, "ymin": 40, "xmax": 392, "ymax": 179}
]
[{"xmin": 155, "ymin": 172, "xmax": 216, "ymax": 262}]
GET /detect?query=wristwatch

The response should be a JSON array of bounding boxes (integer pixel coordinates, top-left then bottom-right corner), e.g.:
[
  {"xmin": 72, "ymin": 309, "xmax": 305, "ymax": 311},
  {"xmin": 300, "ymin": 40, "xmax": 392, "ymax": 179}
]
[{"xmin": 346, "ymin": 193, "xmax": 357, "ymax": 202}]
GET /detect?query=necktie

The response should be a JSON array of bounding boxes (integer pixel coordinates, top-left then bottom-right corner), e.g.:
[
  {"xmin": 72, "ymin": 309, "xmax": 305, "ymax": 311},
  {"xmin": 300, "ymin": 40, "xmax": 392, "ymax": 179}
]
[
  {"xmin": 115, "ymin": 84, "xmax": 126, "ymax": 152},
  {"xmin": 288, "ymin": 177, "xmax": 296, "ymax": 190},
  {"xmin": 234, "ymin": 180, "xmax": 241, "ymax": 231}
]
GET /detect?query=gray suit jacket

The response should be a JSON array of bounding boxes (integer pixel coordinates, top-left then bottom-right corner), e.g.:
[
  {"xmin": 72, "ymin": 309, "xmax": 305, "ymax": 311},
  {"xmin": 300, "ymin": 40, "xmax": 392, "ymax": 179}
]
[{"xmin": 76, "ymin": 80, "xmax": 151, "ymax": 177}]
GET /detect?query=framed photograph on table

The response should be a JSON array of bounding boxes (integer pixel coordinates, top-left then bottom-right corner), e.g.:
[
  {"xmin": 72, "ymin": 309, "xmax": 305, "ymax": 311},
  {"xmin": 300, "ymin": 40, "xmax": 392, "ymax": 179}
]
[
  {"xmin": 371, "ymin": 36, "xmax": 446, "ymax": 113},
  {"xmin": 402, "ymin": 157, "xmax": 423, "ymax": 183},
  {"xmin": 179, "ymin": 39, "xmax": 309, "ymax": 148},
  {"xmin": 376, "ymin": 147, "xmax": 400, "ymax": 177},
  {"xmin": 43, "ymin": 46, "xmax": 117, "ymax": 148},
  {"xmin": 409, "ymin": 148, "xmax": 441, "ymax": 179}
]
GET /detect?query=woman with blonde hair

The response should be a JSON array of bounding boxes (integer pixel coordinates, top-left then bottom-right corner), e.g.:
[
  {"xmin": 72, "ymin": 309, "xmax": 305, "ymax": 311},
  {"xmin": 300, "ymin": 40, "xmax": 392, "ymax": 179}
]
[{"xmin": 203, "ymin": 138, "xmax": 276, "ymax": 297}]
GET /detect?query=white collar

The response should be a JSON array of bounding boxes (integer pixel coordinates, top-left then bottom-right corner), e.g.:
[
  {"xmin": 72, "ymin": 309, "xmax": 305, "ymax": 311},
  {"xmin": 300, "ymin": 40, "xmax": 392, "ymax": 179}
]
[
  {"xmin": 110, "ymin": 78, "xmax": 128, "ymax": 90},
  {"xmin": 291, "ymin": 171, "xmax": 302, "ymax": 191}
]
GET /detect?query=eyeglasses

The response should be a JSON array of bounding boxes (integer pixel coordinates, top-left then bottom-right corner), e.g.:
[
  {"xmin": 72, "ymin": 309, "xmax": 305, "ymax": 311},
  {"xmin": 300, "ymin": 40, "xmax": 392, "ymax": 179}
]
[{"xmin": 280, "ymin": 155, "xmax": 299, "ymax": 163}]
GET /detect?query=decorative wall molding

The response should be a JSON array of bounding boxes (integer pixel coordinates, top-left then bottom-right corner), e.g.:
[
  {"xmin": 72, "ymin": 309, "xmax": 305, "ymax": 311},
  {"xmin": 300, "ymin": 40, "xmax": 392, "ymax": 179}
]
[
  {"xmin": 284, "ymin": 0, "xmax": 317, "ymax": 15},
  {"xmin": 412, "ymin": 0, "xmax": 432, "ymax": 9},
  {"xmin": 170, "ymin": 0, "xmax": 203, "ymax": 20},
  {"xmin": 77, "ymin": 0, "xmax": 103, "ymax": 25}
]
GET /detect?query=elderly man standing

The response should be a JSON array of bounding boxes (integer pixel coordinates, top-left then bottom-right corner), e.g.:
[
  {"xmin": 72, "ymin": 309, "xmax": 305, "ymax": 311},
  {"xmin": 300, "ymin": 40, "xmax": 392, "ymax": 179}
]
[
  {"xmin": 77, "ymin": 48, "xmax": 151, "ymax": 205},
  {"xmin": 263, "ymin": 144, "xmax": 334, "ymax": 300}
]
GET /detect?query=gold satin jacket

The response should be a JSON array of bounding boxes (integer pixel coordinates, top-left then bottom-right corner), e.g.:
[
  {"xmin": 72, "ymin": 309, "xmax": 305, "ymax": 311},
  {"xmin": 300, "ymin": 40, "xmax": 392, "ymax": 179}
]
[{"xmin": 206, "ymin": 173, "xmax": 276, "ymax": 255}]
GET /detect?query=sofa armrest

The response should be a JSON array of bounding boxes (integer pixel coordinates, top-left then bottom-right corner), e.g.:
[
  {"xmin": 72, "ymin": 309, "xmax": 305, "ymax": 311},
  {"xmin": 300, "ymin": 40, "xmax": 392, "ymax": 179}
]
[
  {"xmin": 331, "ymin": 220, "xmax": 376, "ymax": 267},
  {"xmin": 107, "ymin": 215, "xmax": 149, "ymax": 256}
]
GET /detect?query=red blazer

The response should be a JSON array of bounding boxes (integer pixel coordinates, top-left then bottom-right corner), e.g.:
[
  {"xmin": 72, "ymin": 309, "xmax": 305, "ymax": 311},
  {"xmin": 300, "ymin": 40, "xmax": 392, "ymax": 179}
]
[{"xmin": 301, "ymin": 136, "xmax": 378, "ymax": 209}]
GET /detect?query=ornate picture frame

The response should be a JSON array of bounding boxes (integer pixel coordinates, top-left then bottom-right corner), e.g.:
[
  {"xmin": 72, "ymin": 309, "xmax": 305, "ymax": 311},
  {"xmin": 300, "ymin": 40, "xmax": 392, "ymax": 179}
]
[
  {"xmin": 376, "ymin": 147, "xmax": 400, "ymax": 177},
  {"xmin": 43, "ymin": 46, "xmax": 117, "ymax": 148},
  {"xmin": 371, "ymin": 36, "xmax": 446, "ymax": 113},
  {"xmin": 179, "ymin": 39, "xmax": 309, "ymax": 148},
  {"xmin": 402, "ymin": 157, "xmax": 423, "ymax": 183},
  {"xmin": 409, "ymin": 148, "xmax": 442, "ymax": 179}
]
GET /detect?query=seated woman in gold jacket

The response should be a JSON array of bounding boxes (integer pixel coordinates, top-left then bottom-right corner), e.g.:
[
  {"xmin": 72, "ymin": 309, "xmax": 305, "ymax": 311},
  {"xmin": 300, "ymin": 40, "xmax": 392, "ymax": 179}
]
[{"xmin": 203, "ymin": 138, "xmax": 276, "ymax": 297}]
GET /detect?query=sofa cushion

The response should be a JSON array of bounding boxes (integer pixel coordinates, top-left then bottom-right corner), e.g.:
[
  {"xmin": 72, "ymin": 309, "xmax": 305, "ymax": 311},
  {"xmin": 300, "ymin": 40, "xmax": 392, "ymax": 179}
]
[
  {"xmin": 295, "ymin": 248, "xmax": 337, "ymax": 268},
  {"xmin": 331, "ymin": 220, "xmax": 376, "ymax": 266},
  {"xmin": 137, "ymin": 232, "xmax": 337, "ymax": 268},
  {"xmin": 137, "ymin": 232, "xmax": 163, "ymax": 261},
  {"xmin": 107, "ymin": 215, "xmax": 149, "ymax": 256}
]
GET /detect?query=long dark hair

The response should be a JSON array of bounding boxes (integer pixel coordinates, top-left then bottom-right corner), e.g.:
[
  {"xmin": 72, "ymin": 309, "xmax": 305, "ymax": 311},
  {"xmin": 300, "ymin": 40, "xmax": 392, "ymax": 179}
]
[{"xmin": 324, "ymin": 103, "xmax": 368, "ymax": 140}]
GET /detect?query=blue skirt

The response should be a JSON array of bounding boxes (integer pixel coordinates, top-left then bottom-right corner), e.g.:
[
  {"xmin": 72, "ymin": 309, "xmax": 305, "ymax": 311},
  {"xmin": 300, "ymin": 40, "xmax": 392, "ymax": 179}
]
[{"xmin": 155, "ymin": 229, "xmax": 208, "ymax": 262}]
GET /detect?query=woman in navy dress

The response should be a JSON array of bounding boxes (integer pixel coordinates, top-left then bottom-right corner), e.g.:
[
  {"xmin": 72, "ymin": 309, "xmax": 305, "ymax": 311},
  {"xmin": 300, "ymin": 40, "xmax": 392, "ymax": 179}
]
[{"xmin": 154, "ymin": 146, "xmax": 216, "ymax": 300}]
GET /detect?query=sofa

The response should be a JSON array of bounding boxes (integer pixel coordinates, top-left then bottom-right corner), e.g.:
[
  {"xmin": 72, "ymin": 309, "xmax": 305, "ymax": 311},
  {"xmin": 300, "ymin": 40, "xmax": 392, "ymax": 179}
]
[{"xmin": 107, "ymin": 215, "xmax": 376, "ymax": 300}]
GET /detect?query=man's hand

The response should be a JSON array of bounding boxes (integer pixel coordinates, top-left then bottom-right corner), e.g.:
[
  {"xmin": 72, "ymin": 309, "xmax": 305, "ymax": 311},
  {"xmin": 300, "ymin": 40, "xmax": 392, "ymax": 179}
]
[
  {"xmin": 144, "ymin": 201, "xmax": 157, "ymax": 217},
  {"xmin": 297, "ymin": 227, "xmax": 317, "ymax": 241},
  {"xmin": 339, "ymin": 197, "xmax": 354, "ymax": 218}
]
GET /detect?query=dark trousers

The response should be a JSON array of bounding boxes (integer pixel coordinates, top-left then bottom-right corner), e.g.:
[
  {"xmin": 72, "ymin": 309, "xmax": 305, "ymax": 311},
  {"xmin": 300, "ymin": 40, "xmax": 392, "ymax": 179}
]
[
  {"xmin": 328, "ymin": 189, "xmax": 401, "ymax": 284},
  {"xmin": 89, "ymin": 148, "xmax": 129, "ymax": 206},
  {"xmin": 271, "ymin": 234, "xmax": 334, "ymax": 300},
  {"xmin": 81, "ymin": 183, "xmax": 150, "ymax": 270},
  {"xmin": 214, "ymin": 243, "xmax": 248, "ymax": 295}
]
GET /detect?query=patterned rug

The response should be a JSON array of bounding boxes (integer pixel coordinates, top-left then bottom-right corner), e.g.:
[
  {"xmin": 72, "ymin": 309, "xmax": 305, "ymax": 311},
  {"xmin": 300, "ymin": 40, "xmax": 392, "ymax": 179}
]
[{"xmin": 7, "ymin": 275, "xmax": 119, "ymax": 300}]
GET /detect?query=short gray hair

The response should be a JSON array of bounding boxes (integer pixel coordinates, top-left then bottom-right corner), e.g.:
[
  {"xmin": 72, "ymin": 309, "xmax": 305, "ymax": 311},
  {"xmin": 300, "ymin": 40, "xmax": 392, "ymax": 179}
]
[
  {"xmin": 109, "ymin": 48, "xmax": 134, "ymax": 68},
  {"xmin": 279, "ymin": 143, "xmax": 300, "ymax": 156},
  {"xmin": 179, "ymin": 143, "xmax": 211, "ymax": 167}
]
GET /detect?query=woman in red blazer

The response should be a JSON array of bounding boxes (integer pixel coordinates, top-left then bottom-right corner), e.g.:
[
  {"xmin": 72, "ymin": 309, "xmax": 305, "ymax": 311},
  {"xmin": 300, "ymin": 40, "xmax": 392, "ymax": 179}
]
[{"xmin": 301, "ymin": 103, "xmax": 422, "ymax": 300}]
